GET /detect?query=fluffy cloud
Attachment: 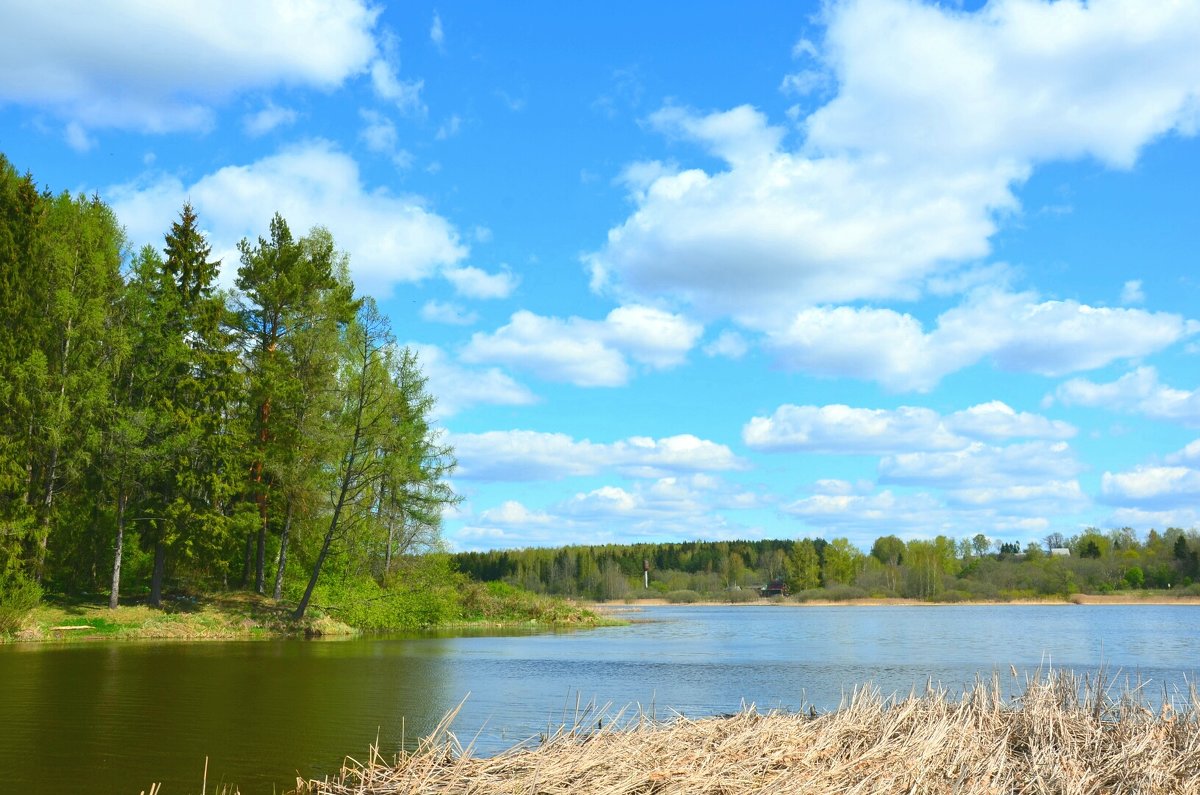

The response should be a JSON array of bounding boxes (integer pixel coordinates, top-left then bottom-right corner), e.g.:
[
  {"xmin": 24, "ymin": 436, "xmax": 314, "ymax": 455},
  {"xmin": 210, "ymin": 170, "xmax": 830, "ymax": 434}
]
[
  {"xmin": 243, "ymin": 102, "xmax": 298, "ymax": 137},
  {"xmin": 808, "ymin": 0, "xmax": 1200, "ymax": 168},
  {"xmin": 420, "ymin": 300, "xmax": 478, "ymax": 326},
  {"xmin": 703, "ymin": 330, "xmax": 749, "ymax": 359},
  {"xmin": 0, "ymin": 1, "xmax": 379, "ymax": 132},
  {"xmin": 946, "ymin": 401, "xmax": 1076, "ymax": 442},
  {"xmin": 462, "ymin": 306, "xmax": 702, "ymax": 386},
  {"xmin": 1054, "ymin": 367, "xmax": 1200, "ymax": 426},
  {"xmin": 406, "ymin": 343, "xmax": 537, "ymax": 418},
  {"xmin": 764, "ymin": 290, "xmax": 1194, "ymax": 391},
  {"xmin": 588, "ymin": 0, "xmax": 1200, "ymax": 318},
  {"xmin": 444, "ymin": 266, "xmax": 518, "ymax": 299},
  {"xmin": 1101, "ymin": 439, "xmax": 1200, "ymax": 525},
  {"xmin": 750, "ymin": 400, "xmax": 1088, "ymax": 542},
  {"xmin": 743, "ymin": 401, "xmax": 1073, "ymax": 454},
  {"xmin": 108, "ymin": 140, "xmax": 466, "ymax": 297},
  {"xmin": 370, "ymin": 59, "xmax": 425, "ymax": 116},
  {"xmin": 588, "ymin": 106, "xmax": 1008, "ymax": 316},
  {"xmin": 744, "ymin": 404, "xmax": 961, "ymax": 454},
  {"xmin": 359, "ymin": 109, "xmax": 414, "ymax": 168},
  {"xmin": 781, "ymin": 482, "xmax": 1071, "ymax": 542},
  {"xmin": 453, "ymin": 475, "xmax": 757, "ymax": 550},
  {"xmin": 1120, "ymin": 280, "xmax": 1145, "ymax": 306},
  {"xmin": 1101, "ymin": 466, "xmax": 1200, "ymax": 510},
  {"xmin": 452, "ymin": 430, "xmax": 745, "ymax": 481},
  {"xmin": 782, "ymin": 490, "xmax": 950, "ymax": 534},
  {"xmin": 879, "ymin": 441, "xmax": 1084, "ymax": 490}
]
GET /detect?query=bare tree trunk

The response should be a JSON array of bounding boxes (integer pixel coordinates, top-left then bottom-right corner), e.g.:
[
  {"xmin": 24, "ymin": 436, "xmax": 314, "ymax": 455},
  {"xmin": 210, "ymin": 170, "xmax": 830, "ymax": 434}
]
[
  {"xmin": 149, "ymin": 539, "xmax": 166, "ymax": 608},
  {"xmin": 109, "ymin": 491, "xmax": 127, "ymax": 609},
  {"xmin": 272, "ymin": 500, "xmax": 293, "ymax": 601},
  {"xmin": 240, "ymin": 529, "xmax": 253, "ymax": 588},
  {"xmin": 34, "ymin": 447, "xmax": 57, "ymax": 582},
  {"xmin": 294, "ymin": 447, "xmax": 358, "ymax": 620},
  {"xmin": 255, "ymin": 509, "xmax": 267, "ymax": 594}
]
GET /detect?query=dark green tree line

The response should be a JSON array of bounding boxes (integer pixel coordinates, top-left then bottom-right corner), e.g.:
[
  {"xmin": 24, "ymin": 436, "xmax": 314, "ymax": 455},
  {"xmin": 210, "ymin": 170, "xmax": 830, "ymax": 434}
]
[{"xmin": 0, "ymin": 156, "xmax": 456, "ymax": 616}]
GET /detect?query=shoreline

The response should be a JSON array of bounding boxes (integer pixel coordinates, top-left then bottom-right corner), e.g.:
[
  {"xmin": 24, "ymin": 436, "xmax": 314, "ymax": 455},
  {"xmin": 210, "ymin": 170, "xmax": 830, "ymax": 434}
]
[
  {"xmin": 2, "ymin": 592, "xmax": 619, "ymax": 645},
  {"xmin": 584, "ymin": 593, "xmax": 1200, "ymax": 610}
]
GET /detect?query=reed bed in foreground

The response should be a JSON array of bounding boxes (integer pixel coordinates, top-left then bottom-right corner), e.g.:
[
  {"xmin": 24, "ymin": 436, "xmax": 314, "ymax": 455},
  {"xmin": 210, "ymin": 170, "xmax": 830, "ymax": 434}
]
[{"xmin": 298, "ymin": 671, "xmax": 1200, "ymax": 795}]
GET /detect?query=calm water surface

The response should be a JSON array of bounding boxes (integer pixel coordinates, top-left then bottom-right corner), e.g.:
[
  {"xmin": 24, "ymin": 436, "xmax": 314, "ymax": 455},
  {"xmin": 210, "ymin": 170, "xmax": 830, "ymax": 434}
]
[{"xmin": 2, "ymin": 604, "xmax": 1198, "ymax": 794}]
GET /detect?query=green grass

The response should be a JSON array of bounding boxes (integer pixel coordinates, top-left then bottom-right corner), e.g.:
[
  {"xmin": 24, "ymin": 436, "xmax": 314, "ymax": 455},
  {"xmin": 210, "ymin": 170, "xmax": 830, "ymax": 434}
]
[
  {"xmin": 3, "ymin": 592, "xmax": 355, "ymax": 643},
  {"xmin": 2, "ymin": 582, "xmax": 624, "ymax": 644}
]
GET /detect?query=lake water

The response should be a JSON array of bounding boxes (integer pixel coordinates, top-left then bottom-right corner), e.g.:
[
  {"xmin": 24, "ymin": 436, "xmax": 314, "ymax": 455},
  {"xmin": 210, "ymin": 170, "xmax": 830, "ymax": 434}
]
[{"xmin": 2, "ymin": 604, "xmax": 1198, "ymax": 794}]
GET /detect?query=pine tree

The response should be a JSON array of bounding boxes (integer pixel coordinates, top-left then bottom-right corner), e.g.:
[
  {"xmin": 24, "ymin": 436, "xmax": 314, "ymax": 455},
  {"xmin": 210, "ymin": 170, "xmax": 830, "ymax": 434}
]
[{"xmin": 235, "ymin": 217, "xmax": 351, "ymax": 593}]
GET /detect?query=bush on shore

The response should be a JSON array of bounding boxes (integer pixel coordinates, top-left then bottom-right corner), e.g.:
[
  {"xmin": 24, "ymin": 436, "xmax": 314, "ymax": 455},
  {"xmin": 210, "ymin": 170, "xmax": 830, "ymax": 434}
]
[
  {"xmin": 0, "ymin": 572, "xmax": 41, "ymax": 634},
  {"xmin": 663, "ymin": 589, "xmax": 701, "ymax": 604}
]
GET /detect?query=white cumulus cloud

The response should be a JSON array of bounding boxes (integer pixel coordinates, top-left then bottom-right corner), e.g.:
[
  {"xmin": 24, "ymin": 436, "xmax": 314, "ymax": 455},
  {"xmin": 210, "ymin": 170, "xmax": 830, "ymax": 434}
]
[
  {"xmin": 743, "ymin": 401, "xmax": 1073, "ymax": 454},
  {"xmin": 1101, "ymin": 466, "xmax": 1200, "ymax": 509},
  {"xmin": 879, "ymin": 441, "xmax": 1083, "ymax": 490},
  {"xmin": 763, "ymin": 290, "xmax": 1194, "ymax": 391},
  {"xmin": 1054, "ymin": 367, "xmax": 1200, "ymax": 426},
  {"xmin": 444, "ymin": 266, "xmax": 518, "ymax": 299},
  {"xmin": 243, "ymin": 102, "xmax": 298, "ymax": 136},
  {"xmin": 107, "ymin": 140, "xmax": 467, "ymax": 297},
  {"xmin": 588, "ymin": 0, "xmax": 1200, "ymax": 319},
  {"xmin": 406, "ymin": 343, "xmax": 537, "ymax": 418},
  {"xmin": 0, "ymin": 0, "xmax": 380, "ymax": 133},
  {"xmin": 452, "ymin": 430, "xmax": 745, "ymax": 481},
  {"xmin": 462, "ymin": 306, "xmax": 702, "ymax": 387}
]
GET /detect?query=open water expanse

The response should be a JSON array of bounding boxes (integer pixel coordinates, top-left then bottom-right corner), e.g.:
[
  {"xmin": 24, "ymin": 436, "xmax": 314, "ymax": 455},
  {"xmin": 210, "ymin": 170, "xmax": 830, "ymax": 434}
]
[{"xmin": 2, "ymin": 603, "xmax": 1199, "ymax": 794}]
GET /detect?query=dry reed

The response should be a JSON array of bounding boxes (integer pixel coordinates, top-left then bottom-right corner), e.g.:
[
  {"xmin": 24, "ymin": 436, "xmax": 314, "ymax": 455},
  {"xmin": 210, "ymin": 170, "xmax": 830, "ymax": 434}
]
[{"xmin": 297, "ymin": 669, "xmax": 1200, "ymax": 794}]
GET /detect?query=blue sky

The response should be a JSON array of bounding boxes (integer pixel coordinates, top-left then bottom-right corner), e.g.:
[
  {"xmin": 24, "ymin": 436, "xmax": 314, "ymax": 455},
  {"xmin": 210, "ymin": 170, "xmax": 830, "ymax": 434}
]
[{"xmin": 3, "ymin": 0, "xmax": 1200, "ymax": 553}]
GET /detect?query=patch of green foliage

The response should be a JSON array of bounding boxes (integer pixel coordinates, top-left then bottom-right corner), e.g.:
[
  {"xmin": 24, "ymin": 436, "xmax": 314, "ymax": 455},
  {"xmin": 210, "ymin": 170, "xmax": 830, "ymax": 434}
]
[
  {"xmin": 724, "ymin": 588, "xmax": 761, "ymax": 603},
  {"xmin": 0, "ymin": 572, "xmax": 42, "ymax": 634},
  {"xmin": 458, "ymin": 580, "xmax": 601, "ymax": 624},
  {"xmin": 664, "ymin": 589, "xmax": 701, "ymax": 603},
  {"xmin": 793, "ymin": 585, "xmax": 868, "ymax": 602}
]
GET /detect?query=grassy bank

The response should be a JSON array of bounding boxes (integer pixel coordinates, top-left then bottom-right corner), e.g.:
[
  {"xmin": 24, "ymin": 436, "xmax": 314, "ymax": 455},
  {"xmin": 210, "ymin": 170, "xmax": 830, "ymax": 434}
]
[
  {"xmin": 6, "ymin": 592, "xmax": 354, "ymax": 642},
  {"xmin": 1, "ymin": 584, "xmax": 617, "ymax": 644},
  {"xmin": 299, "ymin": 671, "xmax": 1200, "ymax": 794}
]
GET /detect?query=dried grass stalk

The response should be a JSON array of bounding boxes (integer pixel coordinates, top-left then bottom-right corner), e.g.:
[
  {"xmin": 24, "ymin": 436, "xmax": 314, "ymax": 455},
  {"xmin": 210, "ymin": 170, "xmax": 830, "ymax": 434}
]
[{"xmin": 297, "ymin": 670, "xmax": 1200, "ymax": 795}]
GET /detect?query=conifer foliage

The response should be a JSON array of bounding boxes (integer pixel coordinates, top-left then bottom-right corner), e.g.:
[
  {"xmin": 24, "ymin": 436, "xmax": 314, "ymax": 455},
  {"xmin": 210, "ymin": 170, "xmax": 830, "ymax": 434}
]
[{"xmin": 0, "ymin": 156, "xmax": 456, "ymax": 613}]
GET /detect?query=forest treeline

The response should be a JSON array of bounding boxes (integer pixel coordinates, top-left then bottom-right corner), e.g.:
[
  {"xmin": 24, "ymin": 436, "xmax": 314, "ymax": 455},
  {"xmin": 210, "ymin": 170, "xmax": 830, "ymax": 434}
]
[
  {"xmin": 453, "ymin": 527, "xmax": 1200, "ymax": 602},
  {"xmin": 0, "ymin": 154, "xmax": 458, "ymax": 623}
]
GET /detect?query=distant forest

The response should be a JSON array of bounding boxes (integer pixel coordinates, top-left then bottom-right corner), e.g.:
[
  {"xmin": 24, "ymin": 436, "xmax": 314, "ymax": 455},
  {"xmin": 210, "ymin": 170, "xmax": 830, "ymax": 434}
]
[{"xmin": 454, "ymin": 529, "xmax": 1200, "ymax": 602}]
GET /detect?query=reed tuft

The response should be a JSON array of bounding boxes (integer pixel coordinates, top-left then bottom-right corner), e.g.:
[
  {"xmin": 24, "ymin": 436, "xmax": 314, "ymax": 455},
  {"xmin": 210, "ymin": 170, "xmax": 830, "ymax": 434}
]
[{"xmin": 297, "ymin": 670, "xmax": 1200, "ymax": 794}]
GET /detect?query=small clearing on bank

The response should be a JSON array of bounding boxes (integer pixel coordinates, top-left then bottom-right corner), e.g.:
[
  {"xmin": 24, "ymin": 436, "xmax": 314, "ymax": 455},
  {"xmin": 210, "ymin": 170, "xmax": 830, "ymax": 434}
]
[{"xmin": 299, "ymin": 670, "xmax": 1200, "ymax": 795}]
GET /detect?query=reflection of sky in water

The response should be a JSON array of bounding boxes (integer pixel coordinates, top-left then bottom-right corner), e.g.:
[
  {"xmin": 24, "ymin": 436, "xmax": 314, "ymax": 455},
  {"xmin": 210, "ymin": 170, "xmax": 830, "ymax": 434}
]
[
  {"xmin": 430, "ymin": 605, "xmax": 1200, "ymax": 752},
  {"xmin": 2, "ymin": 604, "xmax": 1198, "ymax": 794}
]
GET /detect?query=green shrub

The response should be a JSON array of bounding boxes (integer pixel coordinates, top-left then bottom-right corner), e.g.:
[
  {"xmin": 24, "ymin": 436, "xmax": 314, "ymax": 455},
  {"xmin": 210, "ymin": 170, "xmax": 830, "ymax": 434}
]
[
  {"xmin": 791, "ymin": 585, "xmax": 867, "ymax": 602},
  {"xmin": 0, "ymin": 572, "xmax": 42, "ymax": 634},
  {"xmin": 930, "ymin": 589, "xmax": 971, "ymax": 603},
  {"xmin": 822, "ymin": 585, "xmax": 868, "ymax": 601},
  {"xmin": 724, "ymin": 588, "xmax": 760, "ymax": 603},
  {"xmin": 664, "ymin": 589, "xmax": 701, "ymax": 603}
]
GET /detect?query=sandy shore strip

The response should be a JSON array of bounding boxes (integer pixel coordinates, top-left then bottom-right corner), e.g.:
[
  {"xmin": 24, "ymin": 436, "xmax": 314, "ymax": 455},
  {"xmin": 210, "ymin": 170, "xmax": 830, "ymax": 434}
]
[{"xmin": 297, "ymin": 670, "xmax": 1200, "ymax": 794}]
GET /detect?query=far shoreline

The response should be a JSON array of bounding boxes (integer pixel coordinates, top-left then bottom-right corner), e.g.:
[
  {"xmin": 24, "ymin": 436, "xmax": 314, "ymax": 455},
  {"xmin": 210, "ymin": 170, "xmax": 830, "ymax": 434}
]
[{"xmin": 583, "ymin": 593, "xmax": 1200, "ymax": 610}]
